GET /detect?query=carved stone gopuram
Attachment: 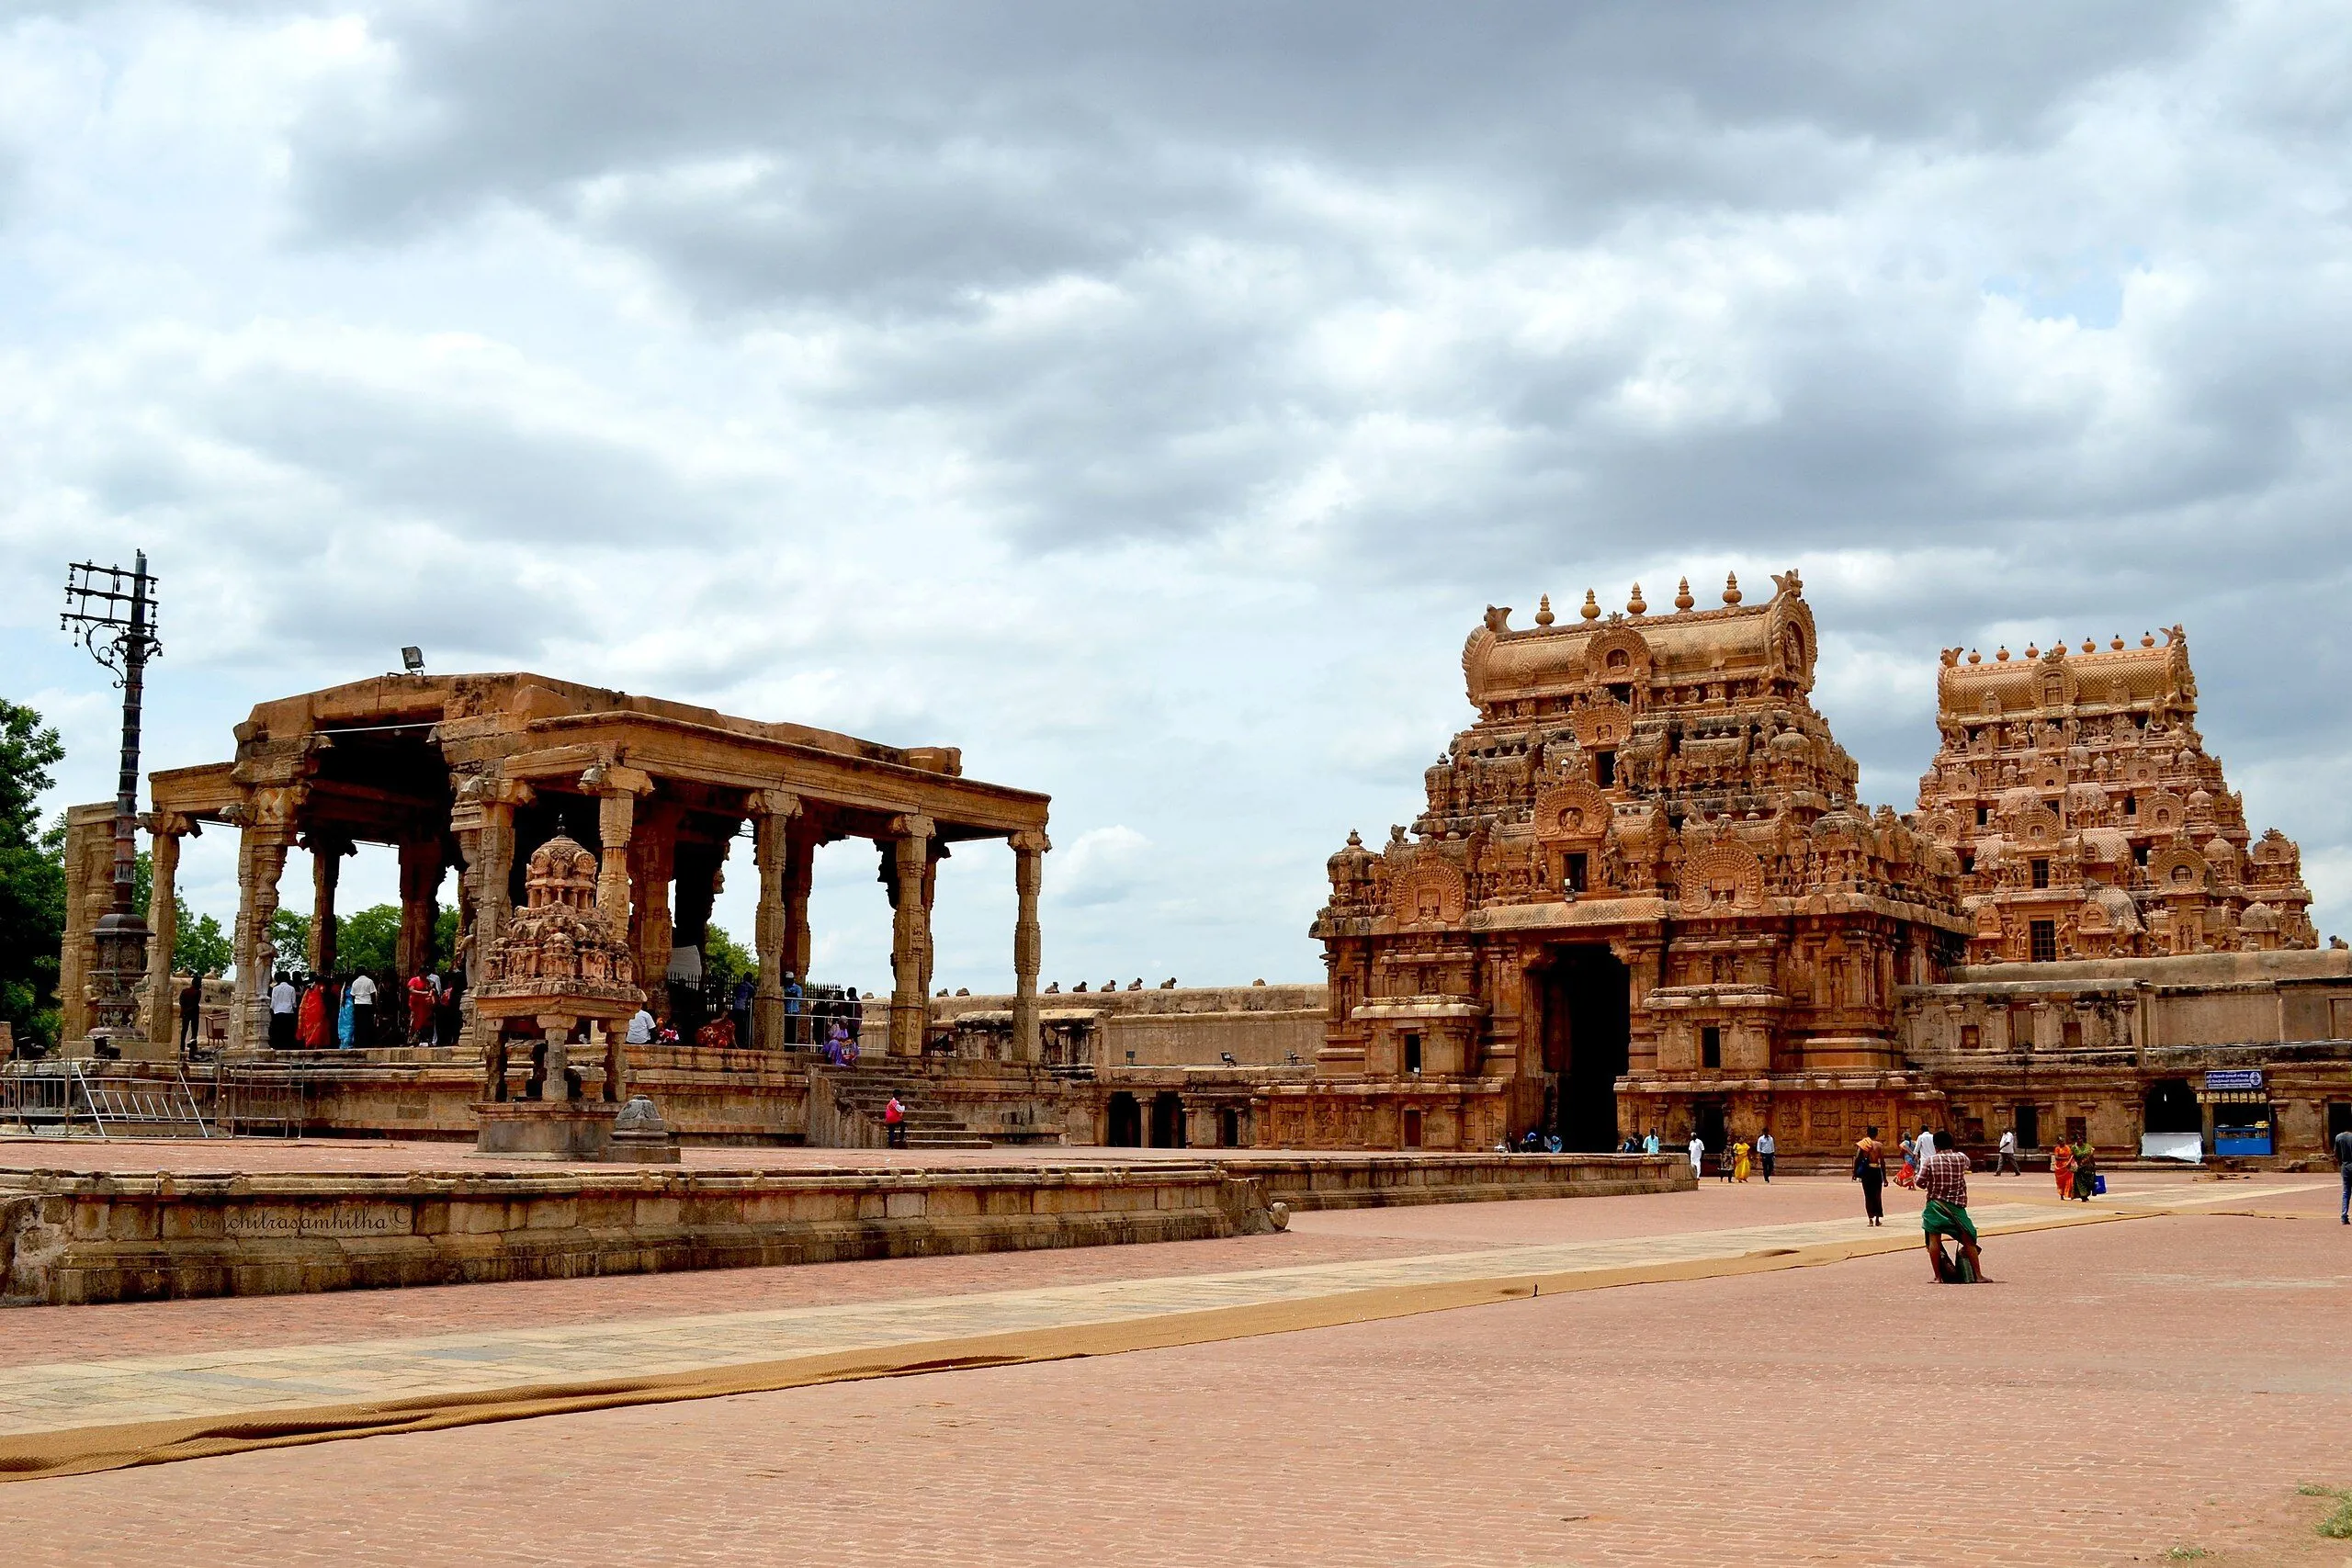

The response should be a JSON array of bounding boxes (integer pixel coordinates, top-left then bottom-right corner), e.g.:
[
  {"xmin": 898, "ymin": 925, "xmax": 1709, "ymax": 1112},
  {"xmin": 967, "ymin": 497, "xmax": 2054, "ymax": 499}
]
[
  {"xmin": 1915, "ymin": 631, "xmax": 2316, "ymax": 964},
  {"xmin": 1306, "ymin": 571, "xmax": 1970, "ymax": 1154}
]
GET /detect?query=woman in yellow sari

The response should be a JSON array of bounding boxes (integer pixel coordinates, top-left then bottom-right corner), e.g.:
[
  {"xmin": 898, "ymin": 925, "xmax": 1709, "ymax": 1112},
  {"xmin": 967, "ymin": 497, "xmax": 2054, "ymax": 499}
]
[
  {"xmin": 2052, "ymin": 1138, "xmax": 2075, "ymax": 1200},
  {"xmin": 1732, "ymin": 1138, "xmax": 1753, "ymax": 1182}
]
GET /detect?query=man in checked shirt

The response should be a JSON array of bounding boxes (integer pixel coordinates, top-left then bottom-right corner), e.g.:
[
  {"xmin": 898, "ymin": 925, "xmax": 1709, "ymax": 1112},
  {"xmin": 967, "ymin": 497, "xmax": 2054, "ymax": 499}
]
[{"xmin": 1918, "ymin": 1135, "xmax": 1990, "ymax": 1282}]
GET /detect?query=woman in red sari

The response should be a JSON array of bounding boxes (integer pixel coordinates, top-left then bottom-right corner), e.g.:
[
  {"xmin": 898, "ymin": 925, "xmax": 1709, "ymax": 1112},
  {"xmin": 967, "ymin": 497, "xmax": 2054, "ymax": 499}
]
[
  {"xmin": 2052, "ymin": 1137, "xmax": 2075, "ymax": 1201},
  {"xmin": 296, "ymin": 979, "xmax": 331, "ymax": 1049}
]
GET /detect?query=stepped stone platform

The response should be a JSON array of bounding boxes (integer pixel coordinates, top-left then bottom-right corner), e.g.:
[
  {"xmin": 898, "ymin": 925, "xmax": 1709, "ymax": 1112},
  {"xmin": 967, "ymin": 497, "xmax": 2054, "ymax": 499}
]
[{"xmin": 0, "ymin": 1145, "xmax": 1689, "ymax": 1305}]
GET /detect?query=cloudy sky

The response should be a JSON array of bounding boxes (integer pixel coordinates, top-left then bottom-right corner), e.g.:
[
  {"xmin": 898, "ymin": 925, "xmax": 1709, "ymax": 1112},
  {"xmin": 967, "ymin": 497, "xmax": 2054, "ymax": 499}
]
[{"xmin": 5, "ymin": 1, "xmax": 2350, "ymax": 992}]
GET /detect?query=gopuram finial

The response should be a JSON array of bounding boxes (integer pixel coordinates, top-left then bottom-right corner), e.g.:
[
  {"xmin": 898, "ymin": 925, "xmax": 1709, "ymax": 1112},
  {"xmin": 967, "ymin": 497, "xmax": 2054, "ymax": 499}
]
[
  {"xmin": 1674, "ymin": 576, "xmax": 1694, "ymax": 612},
  {"xmin": 1535, "ymin": 593, "xmax": 1555, "ymax": 626},
  {"xmin": 1627, "ymin": 582, "xmax": 1647, "ymax": 615},
  {"xmin": 1722, "ymin": 571, "xmax": 1742, "ymax": 606},
  {"xmin": 1579, "ymin": 590, "xmax": 1601, "ymax": 621}
]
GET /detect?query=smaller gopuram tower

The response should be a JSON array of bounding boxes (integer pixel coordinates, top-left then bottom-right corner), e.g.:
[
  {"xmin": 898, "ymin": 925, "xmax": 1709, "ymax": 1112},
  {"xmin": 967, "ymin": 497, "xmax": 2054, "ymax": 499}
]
[
  {"xmin": 1914, "ymin": 628, "xmax": 2316, "ymax": 963},
  {"xmin": 1306, "ymin": 569, "xmax": 1970, "ymax": 1155}
]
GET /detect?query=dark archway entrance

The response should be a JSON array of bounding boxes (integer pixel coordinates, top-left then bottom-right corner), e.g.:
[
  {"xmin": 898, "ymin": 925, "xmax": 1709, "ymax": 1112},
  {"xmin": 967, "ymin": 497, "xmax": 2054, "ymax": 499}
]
[
  {"xmin": 1538, "ymin": 945, "xmax": 1632, "ymax": 1152},
  {"xmin": 1149, "ymin": 1091, "xmax": 1186, "ymax": 1148},
  {"xmin": 1105, "ymin": 1091, "xmax": 1141, "ymax": 1146},
  {"xmin": 2144, "ymin": 1078, "xmax": 2200, "ymax": 1134}
]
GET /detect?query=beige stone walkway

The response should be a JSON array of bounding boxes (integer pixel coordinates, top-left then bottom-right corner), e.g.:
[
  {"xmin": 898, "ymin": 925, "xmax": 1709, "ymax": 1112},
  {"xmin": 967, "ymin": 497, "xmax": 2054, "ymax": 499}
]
[{"xmin": 10, "ymin": 1184, "xmax": 2304, "ymax": 1442}]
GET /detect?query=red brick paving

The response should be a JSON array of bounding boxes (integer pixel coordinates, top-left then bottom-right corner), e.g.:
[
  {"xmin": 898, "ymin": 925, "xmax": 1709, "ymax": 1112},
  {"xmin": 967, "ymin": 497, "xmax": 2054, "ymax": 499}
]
[{"xmin": 5, "ymin": 1177, "xmax": 2348, "ymax": 1566}]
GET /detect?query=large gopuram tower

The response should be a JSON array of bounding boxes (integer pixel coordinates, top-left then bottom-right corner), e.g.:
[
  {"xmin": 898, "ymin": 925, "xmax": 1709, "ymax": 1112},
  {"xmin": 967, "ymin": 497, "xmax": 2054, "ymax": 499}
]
[
  {"xmin": 1306, "ymin": 569, "xmax": 1969, "ymax": 1156},
  {"xmin": 1914, "ymin": 628, "xmax": 2316, "ymax": 964}
]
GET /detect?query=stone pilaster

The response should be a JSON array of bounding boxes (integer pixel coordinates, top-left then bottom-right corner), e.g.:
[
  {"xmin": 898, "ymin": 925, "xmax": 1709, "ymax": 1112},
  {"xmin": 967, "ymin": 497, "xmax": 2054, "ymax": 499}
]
[
  {"xmin": 750, "ymin": 790, "xmax": 801, "ymax": 1050},
  {"xmin": 888, "ymin": 815, "xmax": 934, "ymax": 1055},
  {"xmin": 1011, "ymin": 829, "xmax": 1049, "ymax": 1064}
]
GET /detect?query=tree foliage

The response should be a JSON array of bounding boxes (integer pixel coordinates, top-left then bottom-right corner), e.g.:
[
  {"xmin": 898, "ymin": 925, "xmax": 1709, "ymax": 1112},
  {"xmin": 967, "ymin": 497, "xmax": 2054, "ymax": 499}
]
[
  {"xmin": 0, "ymin": 701, "xmax": 66, "ymax": 1046},
  {"xmin": 703, "ymin": 922, "xmax": 756, "ymax": 987}
]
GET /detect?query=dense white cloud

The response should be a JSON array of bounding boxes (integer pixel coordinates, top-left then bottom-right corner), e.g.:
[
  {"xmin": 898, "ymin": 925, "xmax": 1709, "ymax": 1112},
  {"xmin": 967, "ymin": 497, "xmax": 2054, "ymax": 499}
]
[{"xmin": 4, "ymin": 1, "xmax": 2351, "ymax": 992}]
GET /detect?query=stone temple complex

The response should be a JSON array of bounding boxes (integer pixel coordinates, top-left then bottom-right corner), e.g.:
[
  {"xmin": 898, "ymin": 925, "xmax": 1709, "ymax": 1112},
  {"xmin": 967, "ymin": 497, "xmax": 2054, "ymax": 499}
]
[{"xmin": 34, "ymin": 573, "xmax": 2352, "ymax": 1167}]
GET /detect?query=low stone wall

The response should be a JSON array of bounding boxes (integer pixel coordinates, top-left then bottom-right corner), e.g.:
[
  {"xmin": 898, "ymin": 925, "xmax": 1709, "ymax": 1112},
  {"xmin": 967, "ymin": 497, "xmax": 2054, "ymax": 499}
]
[
  {"xmin": 0, "ymin": 1163, "xmax": 1273, "ymax": 1306},
  {"xmin": 0, "ymin": 1152, "xmax": 1693, "ymax": 1305},
  {"xmin": 1244, "ymin": 1153, "xmax": 1692, "ymax": 1210}
]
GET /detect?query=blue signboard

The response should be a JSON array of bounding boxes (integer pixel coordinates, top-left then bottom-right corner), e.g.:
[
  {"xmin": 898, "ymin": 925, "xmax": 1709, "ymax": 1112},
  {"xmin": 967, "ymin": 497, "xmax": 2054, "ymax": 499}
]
[{"xmin": 2204, "ymin": 1069, "xmax": 2265, "ymax": 1091}]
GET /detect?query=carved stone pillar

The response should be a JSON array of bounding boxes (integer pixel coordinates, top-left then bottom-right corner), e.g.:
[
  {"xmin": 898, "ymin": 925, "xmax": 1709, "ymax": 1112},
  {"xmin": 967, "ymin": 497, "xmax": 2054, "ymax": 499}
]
[
  {"xmin": 450, "ymin": 776, "xmax": 533, "ymax": 1051},
  {"xmin": 888, "ymin": 815, "xmax": 934, "ymax": 1055},
  {"xmin": 397, "ymin": 837, "xmax": 445, "ymax": 981},
  {"xmin": 141, "ymin": 813, "xmax": 194, "ymax": 1043},
  {"xmin": 751, "ymin": 791, "xmax": 801, "ymax": 1050},
  {"xmin": 582, "ymin": 762, "xmax": 652, "ymax": 935},
  {"xmin": 786, "ymin": 821, "xmax": 815, "ymax": 986},
  {"xmin": 919, "ymin": 839, "xmax": 947, "ymax": 1003},
  {"xmin": 627, "ymin": 802, "xmax": 680, "ymax": 1020},
  {"xmin": 1011, "ymin": 830, "xmax": 1049, "ymax": 1064},
  {"xmin": 306, "ymin": 833, "xmax": 352, "ymax": 976},
  {"xmin": 228, "ymin": 787, "xmax": 302, "ymax": 1055}
]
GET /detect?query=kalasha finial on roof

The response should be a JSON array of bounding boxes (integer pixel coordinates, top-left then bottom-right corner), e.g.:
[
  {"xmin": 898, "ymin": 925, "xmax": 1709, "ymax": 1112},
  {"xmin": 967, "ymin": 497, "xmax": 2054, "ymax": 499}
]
[
  {"xmin": 1534, "ymin": 593, "xmax": 1555, "ymax": 626},
  {"xmin": 2111, "ymin": 635, "xmax": 2125, "ymax": 650},
  {"xmin": 1579, "ymin": 590, "xmax": 1601, "ymax": 621},
  {"xmin": 2142, "ymin": 631, "xmax": 2156, "ymax": 647},
  {"xmin": 1674, "ymin": 576, "xmax": 1694, "ymax": 611},
  {"xmin": 1627, "ymin": 582, "xmax": 1647, "ymax": 616},
  {"xmin": 2082, "ymin": 637, "xmax": 2096, "ymax": 654},
  {"xmin": 1722, "ymin": 571, "xmax": 1742, "ymax": 606}
]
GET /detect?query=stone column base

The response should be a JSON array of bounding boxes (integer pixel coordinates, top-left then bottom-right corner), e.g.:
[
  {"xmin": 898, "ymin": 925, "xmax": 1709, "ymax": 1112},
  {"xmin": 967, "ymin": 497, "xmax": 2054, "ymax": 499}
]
[{"xmin": 471, "ymin": 1101, "xmax": 617, "ymax": 1161}]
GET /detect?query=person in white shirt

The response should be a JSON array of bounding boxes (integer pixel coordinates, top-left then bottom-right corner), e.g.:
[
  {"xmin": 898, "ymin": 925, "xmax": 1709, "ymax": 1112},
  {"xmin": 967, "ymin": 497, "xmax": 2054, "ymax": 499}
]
[
  {"xmin": 268, "ymin": 973, "xmax": 299, "ymax": 1050},
  {"xmin": 1914, "ymin": 1126, "xmax": 1936, "ymax": 1167},
  {"xmin": 347, "ymin": 972, "xmax": 378, "ymax": 1047},
  {"xmin": 1996, "ymin": 1125, "xmax": 2018, "ymax": 1175},
  {"xmin": 1688, "ymin": 1133, "xmax": 1705, "ymax": 1179},
  {"xmin": 625, "ymin": 1004, "xmax": 656, "ymax": 1045},
  {"xmin": 1755, "ymin": 1130, "xmax": 1776, "ymax": 1182}
]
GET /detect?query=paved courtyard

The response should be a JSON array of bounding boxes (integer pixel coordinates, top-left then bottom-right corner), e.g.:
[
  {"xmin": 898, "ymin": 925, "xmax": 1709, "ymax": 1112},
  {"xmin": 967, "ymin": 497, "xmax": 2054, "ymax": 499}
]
[{"xmin": 2, "ymin": 1168, "xmax": 2347, "ymax": 1566}]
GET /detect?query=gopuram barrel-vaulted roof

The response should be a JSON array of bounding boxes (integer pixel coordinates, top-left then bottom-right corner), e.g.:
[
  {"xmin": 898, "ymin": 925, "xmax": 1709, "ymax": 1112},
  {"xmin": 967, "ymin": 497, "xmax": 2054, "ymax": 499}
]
[
  {"xmin": 149, "ymin": 671, "xmax": 1046, "ymax": 843},
  {"xmin": 1460, "ymin": 570, "xmax": 1816, "ymax": 716}
]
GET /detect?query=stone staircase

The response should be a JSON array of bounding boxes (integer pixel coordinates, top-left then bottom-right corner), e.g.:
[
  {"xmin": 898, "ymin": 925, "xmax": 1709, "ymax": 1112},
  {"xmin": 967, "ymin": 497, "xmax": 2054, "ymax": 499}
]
[{"xmin": 816, "ymin": 1066, "xmax": 993, "ymax": 1148}]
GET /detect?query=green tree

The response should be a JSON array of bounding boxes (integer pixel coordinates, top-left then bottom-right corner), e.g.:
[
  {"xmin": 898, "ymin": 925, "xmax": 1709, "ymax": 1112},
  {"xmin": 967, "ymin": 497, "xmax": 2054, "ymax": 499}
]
[
  {"xmin": 177, "ymin": 912, "xmax": 232, "ymax": 978},
  {"xmin": 266, "ymin": 908, "xmax": 311, "ymax": 983},
  {"xmin": 703, "ymin": 923, "xmax": 755, "ymax": 987},
  {"xmin": 128, "ymin": 847, "xmax": 234, "ymax": 977},
  {"xmin": 0, "ymin": 702, "xmax": 67, "ymax": 1047},
  {"xmin": 336, "ymin": 903, "xmax": 402, "ymax": 976}
]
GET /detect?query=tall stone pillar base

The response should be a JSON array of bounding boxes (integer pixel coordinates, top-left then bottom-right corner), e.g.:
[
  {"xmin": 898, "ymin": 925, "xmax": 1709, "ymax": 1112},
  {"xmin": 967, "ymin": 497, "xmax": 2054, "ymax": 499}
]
[{"xmin": 471, "ymin": 1102, "xmax": 617, "ymax": 1161}]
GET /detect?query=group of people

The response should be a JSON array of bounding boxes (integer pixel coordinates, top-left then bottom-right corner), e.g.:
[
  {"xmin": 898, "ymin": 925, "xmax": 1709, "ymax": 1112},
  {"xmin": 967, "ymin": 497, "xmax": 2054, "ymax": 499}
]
[
  {"xmin": 2049, "ymin": 1135, "xmax": 2102, "ymax": 1201},
  {"xmin": 1668, "ymin": 1130, "xmax": 1775, "ymax": 1181},
  {"xmin": 259, "ymin": 967, "xmax": 458, "ymax": 1050},
  {"xmin": 1849, "ymin": 1123, "xmax": 1987, "ymax": 1280},
  {"xmin": 690, "ymin": 974, "xmax": 865, "ymax": 1052}
]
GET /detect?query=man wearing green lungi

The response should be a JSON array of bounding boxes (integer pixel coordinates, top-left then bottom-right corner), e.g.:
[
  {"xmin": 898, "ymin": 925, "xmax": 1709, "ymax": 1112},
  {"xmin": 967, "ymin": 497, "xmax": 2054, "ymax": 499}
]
[{"xmin": 1918, "ymin": 1137, "xmax": 1988, "ymax": 1282}]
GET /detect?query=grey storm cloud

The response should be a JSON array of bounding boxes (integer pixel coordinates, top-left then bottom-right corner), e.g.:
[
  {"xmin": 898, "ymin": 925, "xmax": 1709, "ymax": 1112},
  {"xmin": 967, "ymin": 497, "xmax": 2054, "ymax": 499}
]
[{"xmin": 6, "ymin": 0, "xmax": 2352, "ymax": 983}]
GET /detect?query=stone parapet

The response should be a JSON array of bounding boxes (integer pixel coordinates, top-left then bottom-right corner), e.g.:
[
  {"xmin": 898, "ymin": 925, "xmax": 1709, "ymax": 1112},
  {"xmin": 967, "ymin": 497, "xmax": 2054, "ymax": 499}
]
[
  {"xmin": 0, "ymin": 1162, "xmax": 1275, "ymax": 1306},
  {"xmin": 1239, "ymin": 1152, "xmax": 1691, "ymax": 1210}
]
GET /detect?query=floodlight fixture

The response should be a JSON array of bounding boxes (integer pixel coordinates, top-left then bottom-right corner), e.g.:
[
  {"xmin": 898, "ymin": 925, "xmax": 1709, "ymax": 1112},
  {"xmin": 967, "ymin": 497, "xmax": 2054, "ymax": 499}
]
[{"xmin": 401, "ymin": 646, "xmax": 424, "ymax": 673}]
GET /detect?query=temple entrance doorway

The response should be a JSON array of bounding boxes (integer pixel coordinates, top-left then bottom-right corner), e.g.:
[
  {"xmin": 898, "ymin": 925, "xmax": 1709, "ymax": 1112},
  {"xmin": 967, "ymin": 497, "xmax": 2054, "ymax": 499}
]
[
  {"xmin": 1536, "ymin": 945, "xmax": 1631, "ymax": 1152},
  {"xmin": 1105, "ymin": 1091, "xmax": 1141, "ymax": 1146},
  {"xmin": 2144, "ymin": 1078, "xmax": 2201, "ymax": 1135},
  {"xmin": 1148, "ymin": 1091, "xmax": 1186, "ymax": 1147},
  {"xmin": 1693, "ymin": 1098, "xmax": 1726, "ymax": 1156}
]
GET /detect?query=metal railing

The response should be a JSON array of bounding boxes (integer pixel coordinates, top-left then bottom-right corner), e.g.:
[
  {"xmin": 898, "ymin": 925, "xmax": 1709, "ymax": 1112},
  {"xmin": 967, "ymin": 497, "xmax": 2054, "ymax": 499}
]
[{"xmin": 0, "ymin": 1059, "xmax": 211, "ymax": 1138}]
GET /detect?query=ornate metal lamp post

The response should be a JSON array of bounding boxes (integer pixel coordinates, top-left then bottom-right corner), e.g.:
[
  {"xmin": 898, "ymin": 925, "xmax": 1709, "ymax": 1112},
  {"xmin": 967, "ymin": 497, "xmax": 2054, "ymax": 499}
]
[{"xmin": 60, "ymin": 551, "xmax": 162, "ymax": 1049}]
